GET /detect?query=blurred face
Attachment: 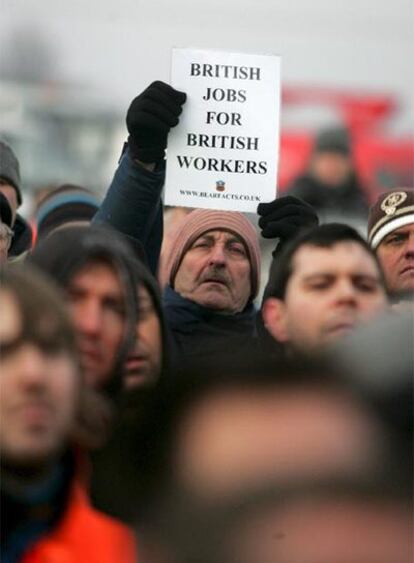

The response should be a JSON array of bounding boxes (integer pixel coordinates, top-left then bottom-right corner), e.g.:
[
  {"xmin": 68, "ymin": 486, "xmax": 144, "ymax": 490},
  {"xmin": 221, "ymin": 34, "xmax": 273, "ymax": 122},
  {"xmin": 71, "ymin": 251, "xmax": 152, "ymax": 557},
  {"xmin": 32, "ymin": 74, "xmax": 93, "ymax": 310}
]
[
  {"xmin": 263, "ymin": 242, "xmax": 387, "ymax": 352},
  {"xmin": 174, "ymin": 230, "xmax": 251, "ymax": 313},
  {"xmin": 231, "ymin": 497, "xmax": 413, "ymax": 563},
  {"xmin": 311, "ymin": 152, "xmax": 352, "ymax": 187},
  {"xmin": 67, "ymin": 260, "xmax": 126, "ymax": 388},
  {"xmin": 376, "ymin": 224, "xmax": 414, "ymax": 294},
  {"xmin": 0, "ymin": 291, "xmax": 78, "ymax": 469},
  {"xmin": 124, "ymin": 285, "xmax": 162, "ymax": 389},
  {"xmin": 174, "ymin": 388, "xmax": 381, "ymax": 499}
]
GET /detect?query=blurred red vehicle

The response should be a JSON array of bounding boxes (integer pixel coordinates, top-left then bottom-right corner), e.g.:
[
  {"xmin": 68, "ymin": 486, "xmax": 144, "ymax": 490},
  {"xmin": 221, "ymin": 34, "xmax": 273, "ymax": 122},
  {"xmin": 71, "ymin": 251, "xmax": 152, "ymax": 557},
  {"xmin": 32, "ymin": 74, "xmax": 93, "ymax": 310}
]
[{"xmin": 278, "ymin": 86, "xmax": 414, "ymax": 204}]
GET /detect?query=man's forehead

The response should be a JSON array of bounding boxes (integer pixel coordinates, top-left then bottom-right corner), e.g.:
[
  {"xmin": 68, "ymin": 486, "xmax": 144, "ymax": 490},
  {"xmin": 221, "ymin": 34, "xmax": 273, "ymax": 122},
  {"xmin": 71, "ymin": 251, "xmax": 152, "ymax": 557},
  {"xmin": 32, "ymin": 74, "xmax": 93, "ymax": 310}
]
[
  {"xmin": 292, "ymin": 242, "xmax": 377, "ymax": 274},
  {"xmin": 194, "ymin": 229, "xmax": 244, "ymax": 244},
  {"xmin": 70, "ymin": 258, "xmax": 122, "ymax": 288},
  {"xmin": 75, "ymin": 257, "xmax": 117, "ymax": 274},
  {"xmin": 0, "ymin": 183, "xmax": 17, "ymax": 199},
  {"xmin": 0, "ymin": 291, "xmax": 21, "ymax": 341}
]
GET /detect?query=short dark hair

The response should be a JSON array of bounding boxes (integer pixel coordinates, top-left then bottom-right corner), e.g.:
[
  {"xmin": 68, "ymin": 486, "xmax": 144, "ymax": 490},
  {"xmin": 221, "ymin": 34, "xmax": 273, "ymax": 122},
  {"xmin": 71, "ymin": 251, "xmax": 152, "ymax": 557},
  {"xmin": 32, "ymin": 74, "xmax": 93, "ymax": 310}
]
[
  {"xmin": 265, "ymin": 223, "xmax": 385, "ymax": 300},
  {"xmin": 1, "ymin": 264, "xmax": 78, "ymax": 359},
  {"xmin": 1, "ymin": 264, "xmax": 114, "ymax": 451}
]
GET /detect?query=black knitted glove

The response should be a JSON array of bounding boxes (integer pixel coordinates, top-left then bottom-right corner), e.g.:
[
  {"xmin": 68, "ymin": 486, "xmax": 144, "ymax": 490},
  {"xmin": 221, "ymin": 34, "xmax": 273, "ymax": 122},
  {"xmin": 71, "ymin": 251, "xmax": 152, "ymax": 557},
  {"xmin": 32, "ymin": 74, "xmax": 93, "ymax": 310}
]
[
  {"xmin": 257, "ymin": 195, "xmax": 318, "ymax": 243},
  {"xmin": 126, "ymin": 81, "xmax": 187, "ymax": 163}
]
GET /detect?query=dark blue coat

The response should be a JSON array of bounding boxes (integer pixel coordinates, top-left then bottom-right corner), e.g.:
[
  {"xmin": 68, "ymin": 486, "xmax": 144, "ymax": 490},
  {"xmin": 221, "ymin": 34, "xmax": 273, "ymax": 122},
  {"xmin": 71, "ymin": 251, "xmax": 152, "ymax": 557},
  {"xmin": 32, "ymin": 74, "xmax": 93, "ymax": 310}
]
[{"xmin": 93, "ymin": 148, "xmax": 165, "ymax": 276}]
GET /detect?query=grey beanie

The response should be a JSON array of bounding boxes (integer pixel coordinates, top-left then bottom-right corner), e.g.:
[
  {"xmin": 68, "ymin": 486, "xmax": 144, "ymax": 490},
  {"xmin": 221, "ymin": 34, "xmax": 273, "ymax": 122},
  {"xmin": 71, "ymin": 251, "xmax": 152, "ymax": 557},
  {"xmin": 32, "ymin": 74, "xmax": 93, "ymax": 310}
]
[
  {"xmin": 314, "ymin": 127, "xmax": 351, "ymax": 156},
  {"xmin": 0, "ymin": 141, "xmax": 22, "ymax": 206}
]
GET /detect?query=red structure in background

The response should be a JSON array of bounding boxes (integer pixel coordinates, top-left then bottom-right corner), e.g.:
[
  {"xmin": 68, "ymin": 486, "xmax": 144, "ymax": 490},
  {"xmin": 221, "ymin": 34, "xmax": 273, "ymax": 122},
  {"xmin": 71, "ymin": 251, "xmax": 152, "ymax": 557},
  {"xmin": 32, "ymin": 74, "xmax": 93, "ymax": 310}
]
[{"xmin": 278, "ymin": 86, "xmax": 414, "ymax": 203}]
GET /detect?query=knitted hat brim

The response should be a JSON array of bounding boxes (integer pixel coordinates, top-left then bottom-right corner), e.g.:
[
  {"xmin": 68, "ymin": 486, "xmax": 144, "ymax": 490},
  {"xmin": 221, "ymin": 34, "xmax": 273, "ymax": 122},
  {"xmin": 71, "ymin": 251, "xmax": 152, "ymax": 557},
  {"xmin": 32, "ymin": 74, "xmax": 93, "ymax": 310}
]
[{"xmin": 370, "ymin": 213, "xmax": 414, "ymax": 249}]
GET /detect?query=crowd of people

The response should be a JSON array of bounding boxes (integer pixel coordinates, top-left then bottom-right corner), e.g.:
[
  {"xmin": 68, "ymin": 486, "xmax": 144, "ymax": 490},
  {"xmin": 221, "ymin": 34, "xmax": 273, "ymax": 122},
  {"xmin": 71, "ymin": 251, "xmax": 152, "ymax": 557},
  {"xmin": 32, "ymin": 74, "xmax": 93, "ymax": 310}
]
[{"xmin": 1, "ymin": 80, "xmax": 413, "ymax": 563}]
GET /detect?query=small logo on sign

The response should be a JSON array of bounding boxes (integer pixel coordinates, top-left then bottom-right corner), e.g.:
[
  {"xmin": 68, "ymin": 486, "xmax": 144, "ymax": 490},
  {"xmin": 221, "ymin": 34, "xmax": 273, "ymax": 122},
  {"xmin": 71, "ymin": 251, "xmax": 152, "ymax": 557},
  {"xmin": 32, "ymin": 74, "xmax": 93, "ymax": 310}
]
[
  {"xmin": 381, "ymin": 191, "xmax": 408, "ymax": 216},
  {"xmin": 216, "ymin": 180, "xmax": 226, "ymax": 192}
]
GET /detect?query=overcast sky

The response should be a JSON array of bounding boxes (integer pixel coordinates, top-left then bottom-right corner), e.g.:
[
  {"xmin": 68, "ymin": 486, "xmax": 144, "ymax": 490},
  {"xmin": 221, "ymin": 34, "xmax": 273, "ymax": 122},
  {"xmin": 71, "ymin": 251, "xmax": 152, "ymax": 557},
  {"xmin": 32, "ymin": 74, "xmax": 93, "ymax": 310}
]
[{"xmin": 1, "ymin": 0, "xmax": 413, "ymax": 119}]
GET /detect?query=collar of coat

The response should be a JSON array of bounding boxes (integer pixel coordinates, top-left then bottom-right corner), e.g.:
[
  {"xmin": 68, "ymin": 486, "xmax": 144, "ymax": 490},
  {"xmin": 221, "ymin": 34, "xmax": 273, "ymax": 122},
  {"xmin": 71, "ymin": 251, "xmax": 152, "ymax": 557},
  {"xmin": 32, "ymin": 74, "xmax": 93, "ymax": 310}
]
[{"xmin": 163, "ymin": 285, "xmax": 257, "ymax": 334}]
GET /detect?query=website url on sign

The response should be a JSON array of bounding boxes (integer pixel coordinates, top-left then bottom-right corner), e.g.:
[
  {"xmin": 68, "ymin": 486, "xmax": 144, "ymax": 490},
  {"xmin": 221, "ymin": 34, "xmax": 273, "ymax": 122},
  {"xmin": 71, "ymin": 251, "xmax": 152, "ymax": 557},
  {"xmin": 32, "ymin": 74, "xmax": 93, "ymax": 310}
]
[{"xmin": 179, "ymin": 190, "xmax": 261, "ymax": 202}]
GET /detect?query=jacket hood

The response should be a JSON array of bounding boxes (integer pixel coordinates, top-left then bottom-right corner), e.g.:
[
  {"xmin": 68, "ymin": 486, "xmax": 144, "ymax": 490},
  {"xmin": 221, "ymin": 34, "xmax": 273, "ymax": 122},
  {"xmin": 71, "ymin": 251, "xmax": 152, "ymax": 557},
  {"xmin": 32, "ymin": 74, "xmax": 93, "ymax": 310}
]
[
  {"xmin": 29, "ymin": 225, "xmax": 139, "ymax": 399},
  {"xmin": 128, "ymin": 254, "xmax": 171, "ymax": 380}
]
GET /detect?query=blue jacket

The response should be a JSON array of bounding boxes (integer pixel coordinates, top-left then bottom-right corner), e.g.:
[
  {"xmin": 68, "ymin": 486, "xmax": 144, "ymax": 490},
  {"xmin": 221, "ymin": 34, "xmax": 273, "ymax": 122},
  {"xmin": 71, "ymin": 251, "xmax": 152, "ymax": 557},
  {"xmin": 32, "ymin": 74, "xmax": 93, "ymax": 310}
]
[{"xmin": 93, "ymin": 148, "xmax": 165, "ymax": 276}]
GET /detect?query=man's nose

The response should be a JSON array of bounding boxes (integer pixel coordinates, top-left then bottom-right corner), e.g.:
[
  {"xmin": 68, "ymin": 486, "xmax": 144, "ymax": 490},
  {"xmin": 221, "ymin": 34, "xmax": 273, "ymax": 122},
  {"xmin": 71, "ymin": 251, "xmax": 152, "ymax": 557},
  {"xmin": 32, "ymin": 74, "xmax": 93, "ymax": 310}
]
[
  {"xmin": 74, "ymin": 300, "xmax": 102, "ymax": 336},
  {"xmin": 208, "ymin": 244, "xmax": 226, "ymax": 265},
  {"xmin": 405, "ymin": 233, "xmax": 414, "ymax": 257},
  {"xmin": 19, "ymin": 344, "xmax": 49, "ymax": 388},
  {"xmin": 333, "ymin": 279, "xmax": 358, "ymax": 306}
]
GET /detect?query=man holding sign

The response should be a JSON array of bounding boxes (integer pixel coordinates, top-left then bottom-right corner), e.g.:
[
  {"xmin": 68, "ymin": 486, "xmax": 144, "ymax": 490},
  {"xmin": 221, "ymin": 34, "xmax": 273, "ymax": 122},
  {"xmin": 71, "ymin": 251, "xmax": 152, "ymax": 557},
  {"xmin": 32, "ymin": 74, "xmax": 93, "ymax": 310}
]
[{"xmin": 94, "ymin": 55, "xmax": 317, "ymax": 368}]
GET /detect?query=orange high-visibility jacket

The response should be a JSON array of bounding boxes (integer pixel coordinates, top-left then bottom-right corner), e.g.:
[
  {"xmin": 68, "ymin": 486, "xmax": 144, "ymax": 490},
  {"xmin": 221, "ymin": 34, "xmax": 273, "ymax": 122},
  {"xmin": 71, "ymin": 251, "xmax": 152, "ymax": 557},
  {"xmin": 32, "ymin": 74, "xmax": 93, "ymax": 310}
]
[{"xmin": 21, "ymin": 481, "xmax": 137, "ymax": 563}]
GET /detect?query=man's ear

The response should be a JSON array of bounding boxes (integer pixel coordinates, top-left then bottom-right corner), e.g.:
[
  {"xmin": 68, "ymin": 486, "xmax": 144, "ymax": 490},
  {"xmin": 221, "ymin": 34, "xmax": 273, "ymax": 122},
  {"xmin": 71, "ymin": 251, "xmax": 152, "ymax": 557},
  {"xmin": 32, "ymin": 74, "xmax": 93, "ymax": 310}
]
[{"xmin": 262, "ymin": 297, "xmax": 290, "ymax": 343}]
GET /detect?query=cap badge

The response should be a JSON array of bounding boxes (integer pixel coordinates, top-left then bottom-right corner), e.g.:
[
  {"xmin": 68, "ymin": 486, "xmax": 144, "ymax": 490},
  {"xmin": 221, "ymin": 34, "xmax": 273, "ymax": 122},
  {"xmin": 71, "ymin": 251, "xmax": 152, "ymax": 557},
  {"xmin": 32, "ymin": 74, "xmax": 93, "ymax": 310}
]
[{"xmin": 380, "ymin": 191, "xmax": 407, "ymax": 216}]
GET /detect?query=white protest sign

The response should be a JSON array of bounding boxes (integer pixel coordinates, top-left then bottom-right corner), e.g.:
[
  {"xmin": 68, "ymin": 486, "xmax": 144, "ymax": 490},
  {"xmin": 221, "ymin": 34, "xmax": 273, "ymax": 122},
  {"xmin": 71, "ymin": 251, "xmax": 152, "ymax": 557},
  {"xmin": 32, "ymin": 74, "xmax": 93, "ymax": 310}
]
[{"xmin": 164, "ymin": 48, "xmax": 281, "ymax": 212}]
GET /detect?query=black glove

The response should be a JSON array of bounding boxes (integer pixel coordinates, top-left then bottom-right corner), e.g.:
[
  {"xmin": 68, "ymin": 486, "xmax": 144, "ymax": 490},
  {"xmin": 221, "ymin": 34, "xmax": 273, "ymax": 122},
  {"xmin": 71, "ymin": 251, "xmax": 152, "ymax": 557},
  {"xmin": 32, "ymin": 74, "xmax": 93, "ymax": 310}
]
[
  {"xmin": 257, "ymin": 195, "xmax": 318, "ymax": 242},
  {"xmin": 126, "ymin": 81, "xmax": 187, "ymax": 163}
]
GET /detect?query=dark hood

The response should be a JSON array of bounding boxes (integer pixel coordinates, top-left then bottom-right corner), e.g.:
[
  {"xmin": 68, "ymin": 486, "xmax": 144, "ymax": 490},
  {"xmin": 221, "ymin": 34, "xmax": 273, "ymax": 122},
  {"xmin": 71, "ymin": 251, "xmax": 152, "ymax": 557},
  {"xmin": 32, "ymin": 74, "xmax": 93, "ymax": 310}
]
[{"xmin": 9, "ymin": 213, "xmax": 32, "ymax": 258}]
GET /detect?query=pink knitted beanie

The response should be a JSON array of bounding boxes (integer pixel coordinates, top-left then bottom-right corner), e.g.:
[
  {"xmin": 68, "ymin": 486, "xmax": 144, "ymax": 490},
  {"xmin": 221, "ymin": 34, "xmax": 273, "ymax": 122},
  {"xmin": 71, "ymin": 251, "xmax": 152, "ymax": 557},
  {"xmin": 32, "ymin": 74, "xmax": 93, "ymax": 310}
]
[{"xmin": 161, "ymin": 209, "xmax": 261, "ymax": 300}]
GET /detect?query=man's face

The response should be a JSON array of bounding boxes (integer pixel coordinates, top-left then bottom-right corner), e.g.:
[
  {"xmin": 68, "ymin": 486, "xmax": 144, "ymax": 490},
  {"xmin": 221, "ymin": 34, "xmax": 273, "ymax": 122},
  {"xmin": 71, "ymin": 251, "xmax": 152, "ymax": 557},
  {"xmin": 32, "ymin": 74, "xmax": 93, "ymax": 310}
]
[
  {"xmin": 174, "ymin": 230, "xmax": 251, "ymax": 313},
  {"xmin": 264, "ymin": 242, "xmax": 387, "ymax": 352},
  {"xmin": 376, "ymin": 224, "xmax": 414, "ymax": 294},
  {"xmin": 0, "ymin": 291, "xmax": 78, "ymax": 468},
  {"xmin": 0, "ymin": 183, "xmax": 18, "ymax": 225},
  {"xmin": 66, "ymin": 260, "xmax": 126, "ymax": 388},
  {"xmin": 124, "ymin": 285, "xmax": 162, "ymax": 389},
  {"xmin": 174, "ymin": 388, "xmax": 382, "ymax": 499},
  {"xmin": 311, "ymin": 152, "xmax": 352, "ymax": 187}
]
